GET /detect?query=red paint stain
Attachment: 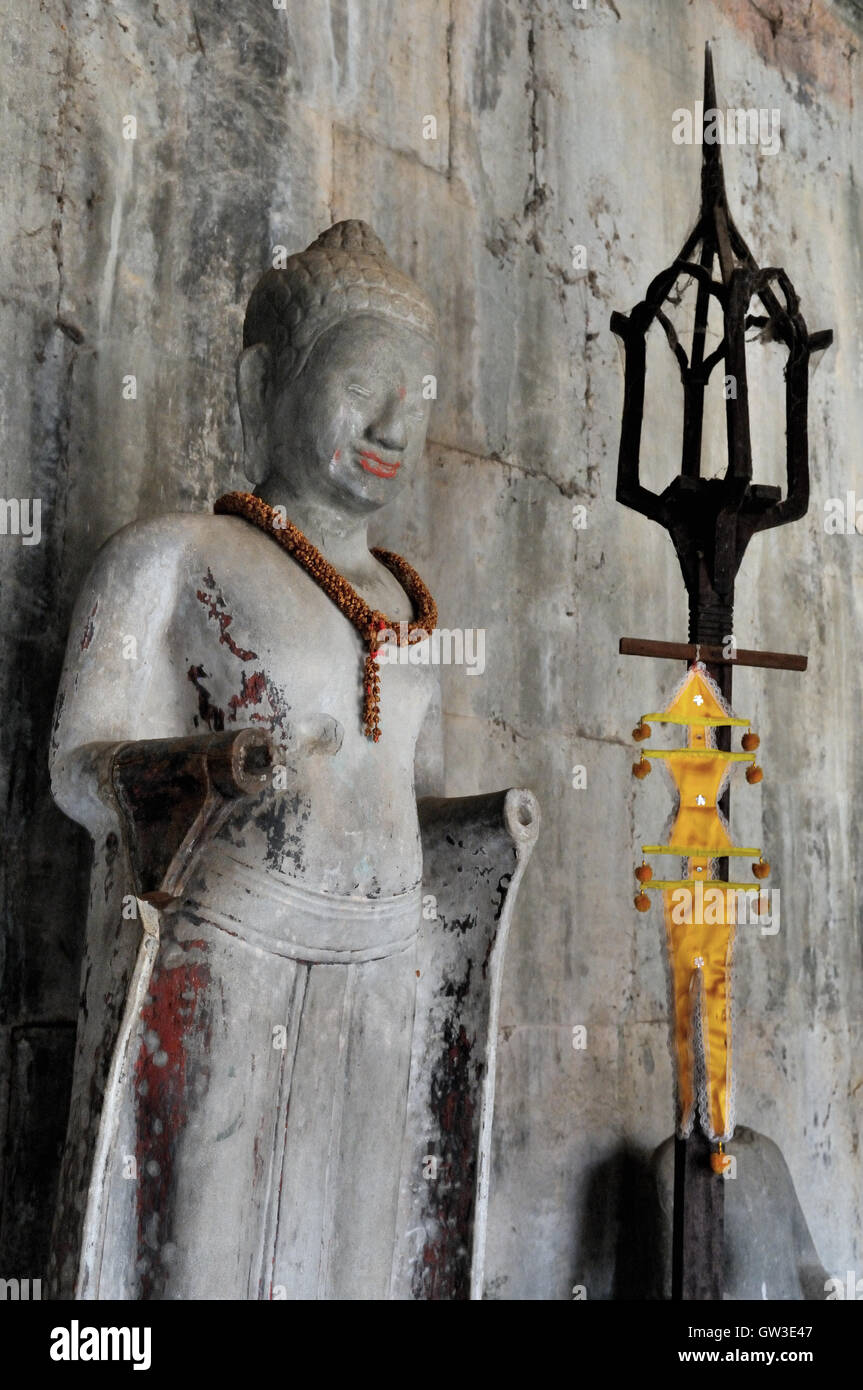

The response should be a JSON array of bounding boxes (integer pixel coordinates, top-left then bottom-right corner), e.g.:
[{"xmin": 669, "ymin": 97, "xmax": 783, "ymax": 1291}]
[
  {"xmin": 134, "ymin": 941, "xmax": 211, "ymax": 1297},
  {"xmin": 196, "ymin": 568, "xmax": 258, "ymax": 661},
  {"xmin": 80, "ymin": 600, "xmax": 98, "ymax": 650},
  {"xmin": 417, "ymin": 1019, "xmax": 478, "ymax": 1300},
  {"xmin": 228, "ymin": 669, "xmax": 268, "ymax": 720}
]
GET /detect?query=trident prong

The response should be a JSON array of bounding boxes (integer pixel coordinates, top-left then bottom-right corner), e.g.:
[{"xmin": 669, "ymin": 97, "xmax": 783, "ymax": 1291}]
[{"xmin": 610, "ymin": 44, "xmax": 833, "ymax": 644}]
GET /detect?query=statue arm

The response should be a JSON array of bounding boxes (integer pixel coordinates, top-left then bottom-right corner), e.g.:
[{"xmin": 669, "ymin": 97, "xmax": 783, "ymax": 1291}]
[{"xmin": 49, "ymin": 519, "xmax": 192, "ymax": 835}]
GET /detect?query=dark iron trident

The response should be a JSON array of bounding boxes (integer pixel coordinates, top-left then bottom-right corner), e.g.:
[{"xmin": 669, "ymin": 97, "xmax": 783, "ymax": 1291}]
[
  {"xmin": 611, "ymin": 44, "xmax": 832, "ymax": 648},
  {"xmin": 610, "ymin": 46, "xmax": 832, "ymax": 1301}
]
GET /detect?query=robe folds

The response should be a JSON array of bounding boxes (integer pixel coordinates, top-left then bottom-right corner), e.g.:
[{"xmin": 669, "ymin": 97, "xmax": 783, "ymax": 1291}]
[{"xmin": 80, "ymin": 843, "xmax": 423, "ymax": 1299}]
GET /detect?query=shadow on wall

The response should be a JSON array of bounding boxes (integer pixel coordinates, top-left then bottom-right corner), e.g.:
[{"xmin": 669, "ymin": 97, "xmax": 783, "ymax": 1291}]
[
  {"xmin": 0, "ymin": 516, "xmax": 93, "ymax": 1280},
  {"xmin": 574, "ymin": 1143, "xmax": 666, "ymax": 1300},
  {"xmin": 0, "ymin": 999, "xmax": 80, "ymax": 1279}
]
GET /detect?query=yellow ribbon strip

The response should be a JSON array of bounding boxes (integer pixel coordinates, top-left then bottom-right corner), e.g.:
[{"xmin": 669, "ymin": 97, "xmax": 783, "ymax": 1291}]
[
  {"xmin": 644, "ymin": 879, "xmax": 761, "ymax": 892},
  {"xmin": 641, "ymin": 714, "xmax": 750, "ymax": 727},
  {"xmin": 644, "ymin": 749, "xmax": 754, "ymax": 761},
  {"xmin": 642, "ymin": 845, "xmax": 761, "ymax": 856}
]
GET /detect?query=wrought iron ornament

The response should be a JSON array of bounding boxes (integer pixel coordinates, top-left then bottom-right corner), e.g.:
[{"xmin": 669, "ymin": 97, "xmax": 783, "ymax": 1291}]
[{"xmin": 611, "ymin": 45, "xmax": 832, "ymax": 644}]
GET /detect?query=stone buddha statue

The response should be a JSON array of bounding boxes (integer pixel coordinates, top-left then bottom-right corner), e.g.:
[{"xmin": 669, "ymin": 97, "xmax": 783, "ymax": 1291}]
[{"xmin": 48, "ymin": 221, "xmax": 539, "ymax": 1301}]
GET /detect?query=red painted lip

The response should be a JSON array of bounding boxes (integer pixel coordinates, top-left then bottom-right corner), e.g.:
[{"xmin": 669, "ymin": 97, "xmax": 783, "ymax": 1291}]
[{"xmin": 357, "ymin": 449, "xmax": 401, "ymax": 479}]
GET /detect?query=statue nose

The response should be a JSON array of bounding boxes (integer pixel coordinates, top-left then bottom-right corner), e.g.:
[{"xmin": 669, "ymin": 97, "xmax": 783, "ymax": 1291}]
[{"xmin": 368, "ymin": 399, "xmax": 408, "ymax": 454}]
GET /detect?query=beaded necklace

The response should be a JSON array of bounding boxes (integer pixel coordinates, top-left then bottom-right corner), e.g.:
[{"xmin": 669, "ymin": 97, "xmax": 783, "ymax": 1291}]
[{"xmin": 214, "ymin": 491, "xmax": 438, "ymax": 742}]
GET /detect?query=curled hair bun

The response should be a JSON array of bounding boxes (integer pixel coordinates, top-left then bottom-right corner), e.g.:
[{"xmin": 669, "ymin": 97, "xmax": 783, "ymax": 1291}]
[{"xmin": 243, "ymin": 220, "xmax": 438, "ymax": 383}]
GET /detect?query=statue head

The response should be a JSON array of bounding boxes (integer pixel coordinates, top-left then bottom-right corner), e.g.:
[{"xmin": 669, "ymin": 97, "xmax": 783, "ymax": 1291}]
[{"xmin": 237, "ymin": 221, "xmax": 439, "ymax": 516}]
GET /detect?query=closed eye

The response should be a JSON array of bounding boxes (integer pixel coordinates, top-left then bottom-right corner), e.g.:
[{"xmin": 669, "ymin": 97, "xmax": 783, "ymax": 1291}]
[{"xmin": 348, "ymin": 384, "xmax": 372, "ymax": 398}]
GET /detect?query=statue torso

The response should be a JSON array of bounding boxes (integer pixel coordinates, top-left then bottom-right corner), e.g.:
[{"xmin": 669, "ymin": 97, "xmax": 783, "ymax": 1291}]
[
  {"xmin": 172, "ymin": 515, "xmax": 434, "ymax": 897},
  {"xmin": 55, "ymin": 512, "xmax": 435, "ymax": 899}
]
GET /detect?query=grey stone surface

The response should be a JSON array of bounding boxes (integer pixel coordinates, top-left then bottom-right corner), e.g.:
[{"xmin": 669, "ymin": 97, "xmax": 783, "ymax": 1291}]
[
  {"xmin": 651, "ymin": 1127, "xmax": 830, "ymax": 1300},
  {"xmin": 0, "ymin": 0, "xmax": 861, "ymax": 1297}
]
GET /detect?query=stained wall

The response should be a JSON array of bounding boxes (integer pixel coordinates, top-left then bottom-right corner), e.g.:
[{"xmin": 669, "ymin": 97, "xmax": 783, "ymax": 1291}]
[{"xmin": 0, "ymin": 0, "xmax": 860, "ymax": 1296}]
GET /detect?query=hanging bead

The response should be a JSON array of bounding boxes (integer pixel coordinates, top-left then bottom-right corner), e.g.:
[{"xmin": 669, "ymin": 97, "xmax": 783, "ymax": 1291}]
[
  {"xmin": 634, "ymin": 891, "xmax": 651, "ymax": 912},
  {"xmin": 632, "ymin": 720, "xmax": 651, "ymax": 741},
  {"xmin": 632, "ymin": 757, "xmax": 651, "ymax": 780},
  {"xmin": 742, "ymin": 731, "xmax": 760, "ymax": 751},
  {"xmin": 635, "ymin": 862, "xmax": 653, "ymax": 883},
  {"xmin": 746, "ymin": 765, "xmax": 763, "ymax": 784}
]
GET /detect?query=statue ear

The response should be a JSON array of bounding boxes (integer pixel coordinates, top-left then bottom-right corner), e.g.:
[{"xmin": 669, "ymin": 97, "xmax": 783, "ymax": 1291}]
[{"xmin": 236, "ymin": 343, "xmax": 271, "ymax": 480}]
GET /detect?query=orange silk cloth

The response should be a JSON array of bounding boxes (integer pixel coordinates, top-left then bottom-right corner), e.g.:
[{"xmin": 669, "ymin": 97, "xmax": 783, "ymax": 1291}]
[{"xmin": 639, "ymin": 664, "xmax": 759, "ymax": 1142}]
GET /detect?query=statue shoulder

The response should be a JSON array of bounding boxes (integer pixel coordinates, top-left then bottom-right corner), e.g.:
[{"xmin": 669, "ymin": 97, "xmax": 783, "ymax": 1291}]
[
  {"xmin": 91, "ymin": 510, "xmax": 245, "ymax": 578},
  {"xmin": 65, "ymin": 511, "xmax": 254, "ymax": 650}
]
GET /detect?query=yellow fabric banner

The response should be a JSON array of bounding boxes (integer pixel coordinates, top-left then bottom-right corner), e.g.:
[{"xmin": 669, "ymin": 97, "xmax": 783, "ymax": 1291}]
[{"xmin": 633, "ymin": 664, "xmax": 765, "ymax": 1142}]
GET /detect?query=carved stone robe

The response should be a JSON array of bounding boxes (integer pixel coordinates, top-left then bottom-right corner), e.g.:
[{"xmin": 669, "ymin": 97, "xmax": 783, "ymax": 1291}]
[{"xmin": 49, "ymin": 513, "xmax": 538, "ymax": 1300}]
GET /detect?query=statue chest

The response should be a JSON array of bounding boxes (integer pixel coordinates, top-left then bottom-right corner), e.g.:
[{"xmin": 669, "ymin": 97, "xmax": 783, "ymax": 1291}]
[{"xmin": 165, "ymin": 533, "xmax": 435, "ymax": 759}]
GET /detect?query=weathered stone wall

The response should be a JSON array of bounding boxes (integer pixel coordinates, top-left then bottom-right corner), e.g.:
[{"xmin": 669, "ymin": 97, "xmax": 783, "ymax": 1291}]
[{"xmin": 1, "ymin": 0, "xmax": 860, "ymax": 1296}]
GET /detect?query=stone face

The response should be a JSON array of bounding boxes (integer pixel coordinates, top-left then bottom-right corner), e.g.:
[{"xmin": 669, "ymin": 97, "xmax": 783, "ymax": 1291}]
[{"xmin": 1, "ymin": 0, "xmax": 862, "ymax": 1297}]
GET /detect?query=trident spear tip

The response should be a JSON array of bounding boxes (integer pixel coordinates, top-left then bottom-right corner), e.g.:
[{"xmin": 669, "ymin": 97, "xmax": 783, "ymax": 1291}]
[
  {"xmin": 703, "ymin": 41, "xmax": 716, "ymax": 107},
  {"xmin": 701, "ymin": 42, "xmax": 727, "ymax": 212}
]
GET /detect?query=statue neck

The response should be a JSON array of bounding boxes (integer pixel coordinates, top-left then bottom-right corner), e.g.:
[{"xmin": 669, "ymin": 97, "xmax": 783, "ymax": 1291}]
[{"xmin": 252, "ymin": 475, "xmax": 374, "ymax": 576}]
